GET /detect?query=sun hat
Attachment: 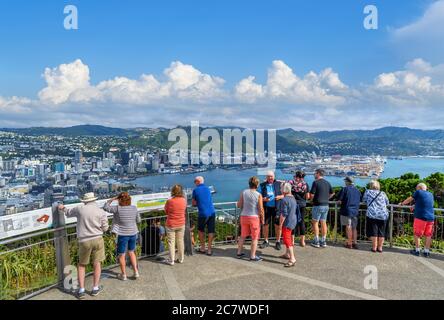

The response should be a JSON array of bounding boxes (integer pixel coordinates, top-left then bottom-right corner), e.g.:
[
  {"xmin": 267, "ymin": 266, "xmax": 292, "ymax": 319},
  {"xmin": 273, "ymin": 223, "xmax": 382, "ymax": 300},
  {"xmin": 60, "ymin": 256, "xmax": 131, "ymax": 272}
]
[{"xmin": 81, "ymin": 192, "xmax": 98, "ymax": 203}]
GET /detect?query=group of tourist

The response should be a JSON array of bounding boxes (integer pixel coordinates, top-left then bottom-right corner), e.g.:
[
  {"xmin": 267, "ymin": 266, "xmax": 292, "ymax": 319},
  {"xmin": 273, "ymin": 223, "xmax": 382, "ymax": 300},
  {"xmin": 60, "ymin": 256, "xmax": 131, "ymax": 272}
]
[{"xmin": 58, "ymin": 169, "xmax": 437, "ymax": 299}]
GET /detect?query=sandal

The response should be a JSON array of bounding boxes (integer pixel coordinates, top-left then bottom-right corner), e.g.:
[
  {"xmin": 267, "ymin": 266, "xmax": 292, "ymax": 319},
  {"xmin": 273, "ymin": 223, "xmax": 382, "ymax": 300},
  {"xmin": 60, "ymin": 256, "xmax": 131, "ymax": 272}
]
[
  {"xmin": 284, "ymin": 261, "xmax": 296, "ymax": 268},
  {"xmin": 195, "ymin": 249, "xmax": 206, "ymax": 254},
  {"xmin": 236, "ymin": 253, "xmax": 246, "ymax": 259},
  {"xmin": 279, "ymin": 254, "xmax": 290, "ymax": 259}
]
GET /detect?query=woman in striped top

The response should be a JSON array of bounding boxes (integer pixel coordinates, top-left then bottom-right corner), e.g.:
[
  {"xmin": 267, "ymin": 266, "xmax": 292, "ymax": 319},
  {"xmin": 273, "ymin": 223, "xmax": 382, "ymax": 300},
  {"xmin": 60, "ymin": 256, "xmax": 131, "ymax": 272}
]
[{"xmin": 104, "ymin": 192, "xmax": 141, "ymax": 281}]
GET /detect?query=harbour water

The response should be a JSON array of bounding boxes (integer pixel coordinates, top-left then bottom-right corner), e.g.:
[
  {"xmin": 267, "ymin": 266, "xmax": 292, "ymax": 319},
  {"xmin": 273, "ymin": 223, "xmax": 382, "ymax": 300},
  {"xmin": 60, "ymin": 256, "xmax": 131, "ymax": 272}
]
[{"xmin": 135, "ymin": 157, "xmax": 444, "ymax": 203}]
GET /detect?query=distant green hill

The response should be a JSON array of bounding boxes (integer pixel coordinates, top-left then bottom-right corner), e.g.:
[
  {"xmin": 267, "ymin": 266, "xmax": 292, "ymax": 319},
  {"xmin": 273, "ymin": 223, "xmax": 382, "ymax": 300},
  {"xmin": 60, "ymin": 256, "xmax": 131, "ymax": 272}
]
[{"xmin": 2, "ymin": 125, "xmax": 444, "ymax": 155}]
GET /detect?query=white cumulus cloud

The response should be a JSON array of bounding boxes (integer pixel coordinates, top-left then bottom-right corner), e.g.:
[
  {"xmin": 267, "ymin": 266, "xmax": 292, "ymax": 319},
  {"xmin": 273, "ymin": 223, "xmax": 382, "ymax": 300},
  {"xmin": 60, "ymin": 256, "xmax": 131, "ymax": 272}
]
[
  {"xmin": 370, "ymin": 58, "xmax": 444, "ymax": 106},
  {"xmin": 235, "ymin": 60, "xmax": 349, "ymax": 106}
]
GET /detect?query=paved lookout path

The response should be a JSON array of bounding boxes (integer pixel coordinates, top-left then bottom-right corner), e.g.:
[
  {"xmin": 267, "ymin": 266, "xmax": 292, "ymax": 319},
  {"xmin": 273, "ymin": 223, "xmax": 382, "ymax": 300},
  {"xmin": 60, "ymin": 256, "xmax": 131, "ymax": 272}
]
[{"xmin": 32, "ymin": 243, "xmax": 444, "ymax": 300}]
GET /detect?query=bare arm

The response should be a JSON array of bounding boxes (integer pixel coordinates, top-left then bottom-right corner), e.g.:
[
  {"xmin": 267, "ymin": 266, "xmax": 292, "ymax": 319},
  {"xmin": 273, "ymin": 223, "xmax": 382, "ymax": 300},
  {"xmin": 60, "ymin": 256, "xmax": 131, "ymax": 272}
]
[
  {"xmin": 400, "ymin": 196, "xmax": 414, "ymax": 206},
  {"xmin": 237, "ymin": 192, "xmax": 244, "ymax": 209},
  {"xmin": 258, "ymin": 195, "xmax": 265, "ymax": 224}
]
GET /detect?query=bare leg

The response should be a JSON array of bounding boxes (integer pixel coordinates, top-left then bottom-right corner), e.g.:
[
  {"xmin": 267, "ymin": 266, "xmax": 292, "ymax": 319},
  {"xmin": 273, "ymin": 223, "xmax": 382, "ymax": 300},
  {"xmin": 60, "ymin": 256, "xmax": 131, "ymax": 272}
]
[
  {"xmin": 300, "ymin": 235, "xmax": 306, "ymax": 246},
  {"xmin": 275, "ymin": 224, "xmax": 282, "ymax": 243},
  {"xmin": 263, "ymin": 224, "xmax": 269, "ymax": 242},
  {"xmin": 119, "ymin": 254, "xmax": 126, "ymax": 275},
  {"xmin": 377, "ymin": 237, "xmax": 384, "ymax": 251},
  {"xmin": 425, "ymin": 236, "xmax": 432, "ymax": 250},
  {"xmin": 199, "ymin": 231, "xmax": 206, "ymax": 251},
  {"xmin": 208, "ymin": 233, "xmax": 214, "ymax": 253},
  {"xmin": 128, "ymin": 251, "xmax": 138, "ymax": 274},
  {"xmin": 78, "ymin": 265, "xmax": 86, "ymax": 290},
  {"xmin": 312, "ymin": 220, "xmax": 319, "ymax": 239},
  {"xmin": 414, "ymin": 235, "xmax": 421, "ymax": 250},
  {"xmin": 93, "ymin": 262, "xmax": 101, "ymax": 288},
  {"xmin": 250, "ymin": 239, "xmax": 258, "ymax": 258},
  {"xmin": 237, "ymin": 237, "xmax": 245, "ymax": 255},
  {"xmin": 371, "ymin": 237, "xmax": 377, "ymax": 251},
  {"xmin": 320, "ymin": 220, "xmax": 328, "ymax": 238},
  {"xmin": 346, "ymin": 226, "xmax": 353, "ymax": 245},
  {"xmin": 353, "ymin": 229, "xmax": 358, "ymax": 244},
  {"xmin": 288, "ymin": 246, "xmax": 296, "ymax": 263}
]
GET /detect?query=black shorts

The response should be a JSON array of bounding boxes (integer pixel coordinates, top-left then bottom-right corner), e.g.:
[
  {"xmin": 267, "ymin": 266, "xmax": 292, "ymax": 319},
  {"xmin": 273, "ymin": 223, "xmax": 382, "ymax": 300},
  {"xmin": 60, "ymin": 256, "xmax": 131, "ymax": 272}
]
[
  {"xmin": 264, "ymin": 206, "xmax": 279, "ymax": 226},
  {"xmin": 292, "ymin": 206, "xmax": 306, "ymax": 236},
  {"xmin": 366, "ymin": 217, "xmax": 387, "ymax": 238},
  {"xmin": 198, "ymin": 215, "xmax": 216, "ymax": 234}
]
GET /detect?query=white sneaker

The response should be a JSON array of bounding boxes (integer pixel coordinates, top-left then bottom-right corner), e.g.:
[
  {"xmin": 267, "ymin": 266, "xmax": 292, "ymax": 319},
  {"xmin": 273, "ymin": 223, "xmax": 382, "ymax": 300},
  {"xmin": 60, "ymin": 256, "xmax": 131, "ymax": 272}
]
[
  {"xmin": 117, "ymin": 273, "xmax": 127, "ymax": 281},
  {"xmin": 176, "ymin": 259, "xmax": 184, "ymax": 264},
  {"xmin": 164, "ymin": 259, "xmax": 174, "ymax": 266},
  {"xmin": 133, "ymin": 272, "xmax": 140, "ymax": 279}
]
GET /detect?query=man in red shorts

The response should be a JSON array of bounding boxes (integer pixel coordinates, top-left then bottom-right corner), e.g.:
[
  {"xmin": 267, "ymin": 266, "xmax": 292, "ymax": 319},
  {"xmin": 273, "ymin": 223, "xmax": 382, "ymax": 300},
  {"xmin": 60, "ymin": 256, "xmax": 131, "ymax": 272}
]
[{"xmin": 400, "ymin": 183, "xmax": 435, "ymax": 258}]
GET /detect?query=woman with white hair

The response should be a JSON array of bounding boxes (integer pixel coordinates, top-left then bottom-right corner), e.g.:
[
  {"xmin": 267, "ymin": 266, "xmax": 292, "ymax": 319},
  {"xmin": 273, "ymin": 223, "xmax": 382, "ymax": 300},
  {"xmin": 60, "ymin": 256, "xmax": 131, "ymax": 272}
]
[
  {"xmin": 278, "ymin": 182, "xmax": 300, "ymax": 267},
  {"xmin": 363, "ymin": 180, "xmax": 389, "ymax": 253}
]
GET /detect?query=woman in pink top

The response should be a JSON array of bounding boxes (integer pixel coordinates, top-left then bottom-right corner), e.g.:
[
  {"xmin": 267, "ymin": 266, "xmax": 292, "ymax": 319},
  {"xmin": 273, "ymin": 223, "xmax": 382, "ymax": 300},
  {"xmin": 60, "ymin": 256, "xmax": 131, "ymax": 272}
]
[{"xmin": 164, "ymin": 184, "xmax": 187, "ymax": 265}]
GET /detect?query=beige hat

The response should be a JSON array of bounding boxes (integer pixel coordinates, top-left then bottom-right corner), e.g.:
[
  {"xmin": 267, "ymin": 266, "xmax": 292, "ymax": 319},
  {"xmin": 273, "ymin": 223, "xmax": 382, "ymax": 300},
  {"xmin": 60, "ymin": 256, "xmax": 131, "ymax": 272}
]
[{"xmin": 81, "ymin": 192, "xmax": 98, "ymax": 203}]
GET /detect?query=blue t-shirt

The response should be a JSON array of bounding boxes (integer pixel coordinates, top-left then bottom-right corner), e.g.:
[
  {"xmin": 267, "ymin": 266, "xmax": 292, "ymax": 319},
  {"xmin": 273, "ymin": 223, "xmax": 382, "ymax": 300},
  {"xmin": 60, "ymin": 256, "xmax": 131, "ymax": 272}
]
[
  {"xmin": 265, "ymin": 184, "xmax": 276, "ymax": 207},
  {"xmin": 192, "ymin": 184, "xmax": 215, "ymax": 218},
  {"xmin": 413, "ymin": 190, "xmax": 435, "ymax": 222},
  {"xmin": 338, "ymin": 185, "xmax": 362, "ymax": 217}
]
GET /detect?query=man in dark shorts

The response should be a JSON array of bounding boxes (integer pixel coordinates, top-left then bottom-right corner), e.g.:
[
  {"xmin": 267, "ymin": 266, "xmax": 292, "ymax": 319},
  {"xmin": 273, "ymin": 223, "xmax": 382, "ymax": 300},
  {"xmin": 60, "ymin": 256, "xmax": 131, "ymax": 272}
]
[
  {"xmin": 337, "ymin": 176, "xmax": 362, "ymax": 249},
  {"xmin": 258, "ymin": 171, "xmax": 284, "ymax": 250},
  {"xmin": 192, "ymin": 176, "xmax": 216, "ymax": 256}
]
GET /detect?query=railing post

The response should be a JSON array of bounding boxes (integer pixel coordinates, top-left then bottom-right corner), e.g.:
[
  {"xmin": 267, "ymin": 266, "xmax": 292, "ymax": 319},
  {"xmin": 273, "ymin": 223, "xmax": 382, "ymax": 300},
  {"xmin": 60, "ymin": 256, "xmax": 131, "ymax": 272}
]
[
  {"xmin": 234, "ymin": 203, "xmax": 239, "ymax": 244},
  {"xmin": 184, "ymin": 208, "xmax": 193, "ymax": 256},
  {"xmin": 389, "ymin": 205, "xmax": 394, "ymax": 248},
  {"xmin": 52, "ymin": 203, "xmax": 70, "ymax": 289},
  {"xmin": 333, "ymin": 202, "xmax": 338, "ymax": 243}
]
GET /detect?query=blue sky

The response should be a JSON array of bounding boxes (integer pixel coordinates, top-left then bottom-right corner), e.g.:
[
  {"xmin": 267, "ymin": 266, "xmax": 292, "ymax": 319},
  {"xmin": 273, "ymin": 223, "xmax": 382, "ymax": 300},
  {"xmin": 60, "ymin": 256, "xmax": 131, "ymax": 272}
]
[{"xmin": 0, "ymin": 0, "xmax": 443, "ymax": 130}]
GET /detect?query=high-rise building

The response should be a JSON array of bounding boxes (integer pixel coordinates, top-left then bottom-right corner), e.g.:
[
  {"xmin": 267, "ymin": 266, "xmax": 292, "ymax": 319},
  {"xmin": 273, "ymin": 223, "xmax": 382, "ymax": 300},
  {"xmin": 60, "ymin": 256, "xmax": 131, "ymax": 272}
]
[
  {"xmin": 0, "ymin": 156, "xmax": 3, "ymax": 170},
  {"xmin": 128, "ymin": 159, "xmax": 136, "ymax": 174},
  {"xmin": 54, "ymin": 162, "xmax": 65, "ymax": 173},
  {"xmin": 2, "ymin": 160, "xmax": 17, "ymax": 172},
  {"xmin": 74, "ymin": 150, "xmax": 83, "ymax": 164},
  {"xmin": 121, "ymin": 152, "xmax": 131, "ymax": 166}
]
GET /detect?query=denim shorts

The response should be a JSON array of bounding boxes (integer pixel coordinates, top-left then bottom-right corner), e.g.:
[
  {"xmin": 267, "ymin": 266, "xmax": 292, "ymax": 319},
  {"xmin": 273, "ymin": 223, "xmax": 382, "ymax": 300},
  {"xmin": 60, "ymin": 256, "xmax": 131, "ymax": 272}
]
[
  {"xmin": 117, "ymin": 235, "xmax": 137, "ymax": 255},
  {"xmin": 312, "ymin": 206, "xmax": 329, "ymax": 222}
]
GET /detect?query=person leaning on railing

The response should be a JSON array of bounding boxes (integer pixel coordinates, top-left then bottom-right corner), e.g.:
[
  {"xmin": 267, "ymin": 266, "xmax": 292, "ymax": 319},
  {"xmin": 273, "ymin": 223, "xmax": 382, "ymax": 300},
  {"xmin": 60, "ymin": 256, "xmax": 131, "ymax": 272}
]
[
  {"xmin": 362, "ymin": 180, "xmax": 389, "ymax": 253},
  {"xmin": 104, "ymin": 192, "xmax": 141, "ymax": 281},
  {"xmin": 400, "ymin": 183, "xmax": 435, "ymax": 258},
  {"xmin": 236, "ymin": 176, "xmax": 265, "ymax": 262},
  {"xmin": 163, "ymin": 184, "xmax": 187, "ymax": 266},
  {"xmin": 58, "ymin": 192, "xmax": 109, "ymax": 300}
]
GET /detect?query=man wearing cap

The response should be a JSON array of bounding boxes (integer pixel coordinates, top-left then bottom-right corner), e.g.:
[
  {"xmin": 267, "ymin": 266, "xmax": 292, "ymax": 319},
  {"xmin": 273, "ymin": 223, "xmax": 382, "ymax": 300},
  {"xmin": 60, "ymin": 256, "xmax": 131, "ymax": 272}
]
[
  {"xmin": 337, "ymin": 177, "xmax": 362, "ymax": 249},
  {"xmin": 58, "ymin": 192, "xmax": 109, "ymax": 299}
]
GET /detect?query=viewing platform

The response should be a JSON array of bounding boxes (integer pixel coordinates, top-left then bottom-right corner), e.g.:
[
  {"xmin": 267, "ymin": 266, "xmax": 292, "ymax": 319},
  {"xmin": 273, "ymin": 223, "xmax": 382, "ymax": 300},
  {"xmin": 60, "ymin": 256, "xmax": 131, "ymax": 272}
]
[
  {"xmin": 31, "ymin": 243, "xmax": 444, "ymax": 300},
  {"xmin": 1, "ymin": 199, "xmax": 444, "ymax": 300}
]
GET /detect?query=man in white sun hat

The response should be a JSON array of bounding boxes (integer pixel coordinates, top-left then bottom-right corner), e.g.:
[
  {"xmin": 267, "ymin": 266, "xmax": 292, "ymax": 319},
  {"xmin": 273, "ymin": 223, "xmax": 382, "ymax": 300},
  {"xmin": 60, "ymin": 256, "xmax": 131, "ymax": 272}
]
[{"xmin": 58, "ymin": 192, "xmax": 109, "ymax": 299}]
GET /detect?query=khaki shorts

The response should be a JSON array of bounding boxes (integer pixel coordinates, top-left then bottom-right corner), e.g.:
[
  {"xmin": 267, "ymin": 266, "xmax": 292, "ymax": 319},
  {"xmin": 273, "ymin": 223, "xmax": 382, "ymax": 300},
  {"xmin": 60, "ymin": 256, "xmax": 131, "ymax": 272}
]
[
  {"xmin": 79, "ymin": 237, "xmax": 105, "ymax": 265},
  {"xmin": 340, "ymin": 216, "xmax": 358, "ymax": 229}
]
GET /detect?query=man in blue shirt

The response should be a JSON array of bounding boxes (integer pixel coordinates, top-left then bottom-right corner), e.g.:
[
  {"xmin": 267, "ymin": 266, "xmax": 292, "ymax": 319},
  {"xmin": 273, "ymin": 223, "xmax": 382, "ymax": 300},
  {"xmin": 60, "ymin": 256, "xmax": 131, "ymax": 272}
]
[
  {"xmin": 258, "ymin": 171, "xmax": 284, "ymax": 250},
  {"xmin": 337, "ymin": 177, "xmax": 362, "ymax": 249},
  {"xmin": 192, "ymin": 176, "xmax": 216, "ymax": 256},
  {"xmin": 401, "ymin": 183, "xmax": 435, "ymax": 258}
]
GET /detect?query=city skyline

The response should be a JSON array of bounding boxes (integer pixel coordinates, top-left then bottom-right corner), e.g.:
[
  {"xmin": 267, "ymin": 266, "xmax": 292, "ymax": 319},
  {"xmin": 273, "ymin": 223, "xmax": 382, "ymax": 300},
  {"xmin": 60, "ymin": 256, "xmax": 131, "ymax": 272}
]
[{"xmin": 0, "ymin": 0, "xmax": 443, "ymax": 130}]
